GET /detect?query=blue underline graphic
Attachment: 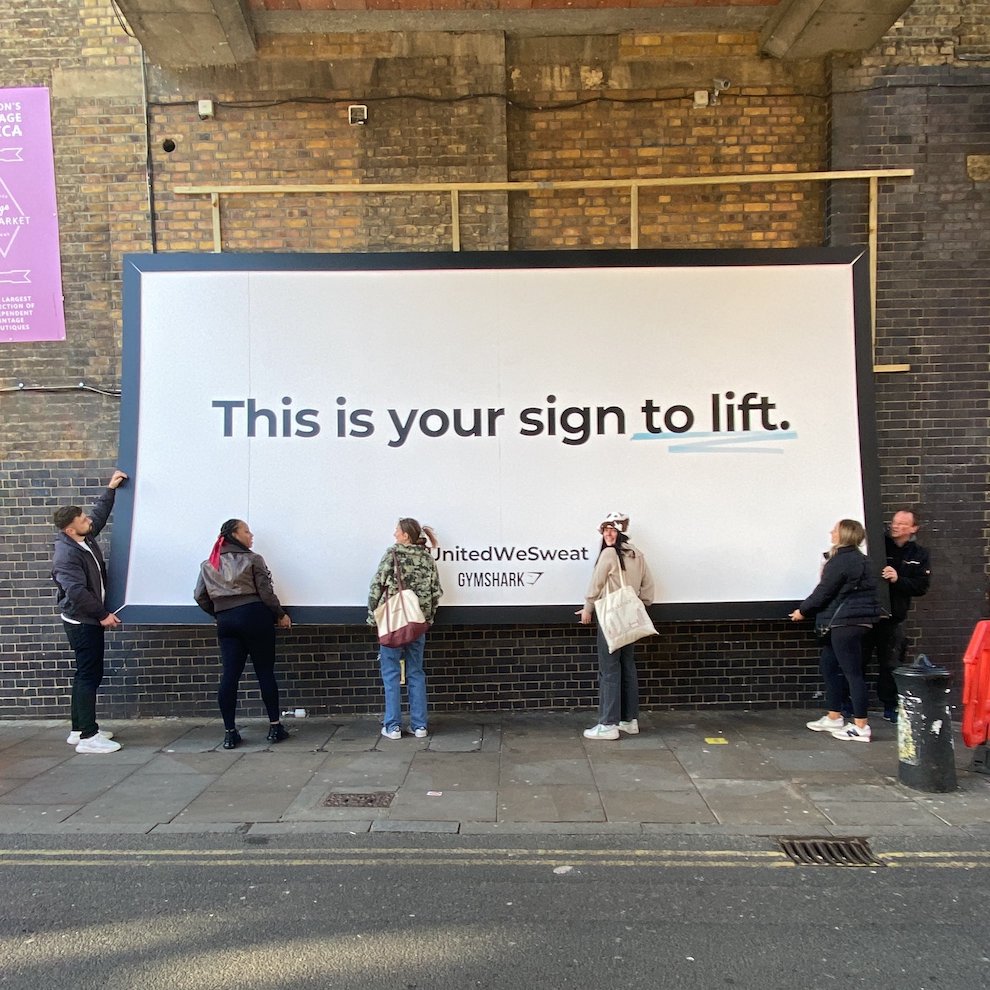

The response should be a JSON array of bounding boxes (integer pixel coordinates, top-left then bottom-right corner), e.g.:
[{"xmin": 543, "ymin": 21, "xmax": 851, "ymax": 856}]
[{"xmin": 630, "ymin": 431, "xmax": 798, "ymax": 453}]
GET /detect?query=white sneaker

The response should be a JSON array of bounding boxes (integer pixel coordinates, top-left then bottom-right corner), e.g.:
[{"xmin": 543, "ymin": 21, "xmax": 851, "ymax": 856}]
[
  {"xmin": 75, "ymin": 734, "xmax": 121, "ymax": 754},
  {"xmin": 832, "ymin": 723, "xmax": 871, "ymax": 743},
  {"xmin": 67, "ymin": 729, "xmax": 114, "ymax": 745},
  {"xmin": 413, "ymin": 728, "xmax": 428, "ymax": 739},
  {"xmin": 806, "ymin": 714, "xmax": 845, "ymax": 732},
  {"xmin": 381, "ymin": 727, "xmax": 402, "ymax": 741},
  {"xmin": 583, "ymin": 723, "xmax": 619, "ymax": 741},
  {"xmin": 618, "ymin": 719, "xmax": 639, "ymax": 735}
]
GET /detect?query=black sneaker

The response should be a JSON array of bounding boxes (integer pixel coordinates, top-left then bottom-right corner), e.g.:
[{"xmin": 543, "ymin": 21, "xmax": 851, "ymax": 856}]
[
  {"xmin": 222, "ymin": 728, "xmax": 241, "ymax": 750},
  {"xmin": 883, "ymin": 708, "xmax": 898, "ymax": 724},
  {"xmin": 267, "ymin": 723, "xmax": 290, "ymax": 744}
]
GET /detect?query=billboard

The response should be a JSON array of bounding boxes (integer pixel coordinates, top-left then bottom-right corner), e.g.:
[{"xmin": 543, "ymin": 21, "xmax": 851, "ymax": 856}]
[
  {"xmin": 110, "ymin": 249, "xmax": 879, "ymax": 624},
  {"xmin": 0, "ymin": 87, "xmax": 66, "ymax": 343}
]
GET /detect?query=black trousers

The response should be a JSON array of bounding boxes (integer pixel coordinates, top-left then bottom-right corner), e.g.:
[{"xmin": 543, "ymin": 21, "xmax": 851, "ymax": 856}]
[
  {"xmin": 862, "ymin": 618, "xmax": 907, "ymax": 710},
  {"xmin": 215, "ymin": 602, "xmax": 280, "ymax": 730},
  {"xmin": 63, "ymin": 621, "xmax": 105, "ymax": 739}
]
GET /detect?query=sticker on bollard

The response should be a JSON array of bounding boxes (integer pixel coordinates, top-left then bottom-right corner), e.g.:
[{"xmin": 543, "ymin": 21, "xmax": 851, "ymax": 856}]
[{"xmin": 893, "ymin": 654, "xmax": 957, "ymax": 793}]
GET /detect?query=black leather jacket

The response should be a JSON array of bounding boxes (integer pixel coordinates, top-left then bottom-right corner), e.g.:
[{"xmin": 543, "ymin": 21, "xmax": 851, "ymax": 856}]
[
  {"xmin": 194, "ymin": 542, "xmax": 286, "ymax": 619},
  {"xmin": 799, "ymin": 546, "xmax": 882, "ymax": 628}
]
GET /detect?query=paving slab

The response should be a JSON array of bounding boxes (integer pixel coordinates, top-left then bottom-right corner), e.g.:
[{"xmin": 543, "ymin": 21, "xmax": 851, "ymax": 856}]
[
  {"xmin": 498, "ymin": 757, "xmax": 596, "ymax": 787},
  {"xmin": 0, "ymin": 762, "xmax": 135, "ymax": 805},
  {"xmin": 803, "ymin": 783, "xmax": 918, "ymax": 803},
  {"xmin": 405, "ymin": 752, "xmax": 499, "ymax": 790},
  {"xmin": 815, "ymin": 800, "xmax": 947, "ymax": 827},
  {"xmin": 600, "ymin": 788, "xmax": 717, "ymax": 824},
  {"xmin": 0, "ymin": 754, "xmax": 71, "ymax": 778},
  {"xmin": 670, "ymin": 742, "xmax": 784, "ymax": 781},
  {"xmin": 172, "ymin": 787, "xmax": 300, "ymax": 823},
  {"xmin": 322, "ymin": 719, "xmax": 384, "ymax": 751},
  {"xmin": 67, "ymin": 772, "xmax": 217, "ymax": 825},
  {"xmin": 586, "ymin": 751, "xmax": 697, "ymax": 792},
  {"xmin": 208, "ymin": 752, "xmax": 327, "ymax": 790},
  {"xmin": 0, "ymin": 803, "xmax": 82, "ymax": 825},
  {"xmin": 306, "ymin": 751, "xmax": 414, "ymax": 790},
  {"xmin": 387, "ymin": 788, "xmax": 497, "ymax": 822},
  {"xmin": 693, "ymin": 779, "xmax": 833, "ymax": 826},
  {"xmin": 497, "ymin": 784, "xmax": 604, "ymax": 823},
  {"xmin": 425, "ymin": 727, "xmax": 484, "ymax": 752}
]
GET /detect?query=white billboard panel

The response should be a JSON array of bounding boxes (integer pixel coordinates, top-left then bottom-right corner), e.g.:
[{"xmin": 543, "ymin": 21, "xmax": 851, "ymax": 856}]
[{"xmin": 111, "ymin": 249, "xmax": 879, "ymax": 624}]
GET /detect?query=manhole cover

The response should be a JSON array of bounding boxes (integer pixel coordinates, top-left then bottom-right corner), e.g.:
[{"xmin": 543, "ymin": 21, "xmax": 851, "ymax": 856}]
[
  {"xmin": 323, "ymin": 792, "xmax": 394, "ymax": 808},
  {"xmin": 778, "ymin": 836, "xmax": 884, "ymax": 867}
]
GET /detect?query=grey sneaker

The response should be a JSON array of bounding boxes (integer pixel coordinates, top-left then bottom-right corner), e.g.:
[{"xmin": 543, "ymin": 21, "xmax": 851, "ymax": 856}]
[
  {"xmin": 618, "ymin": 719, "xmax": 639, "ymax": 735},
  {"xmin": 832, "ymin": 723, "xmax": 871, "ymax": 743}
]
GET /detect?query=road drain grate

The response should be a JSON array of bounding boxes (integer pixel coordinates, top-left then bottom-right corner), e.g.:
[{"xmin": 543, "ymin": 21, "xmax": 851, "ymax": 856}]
[
  {"xmin": 323, "ymin": 792, "xmax": 394, "ymax": 808},
  {"xmin": 778, "ymin": 836, "xmax": 884, "ymax": 867}
]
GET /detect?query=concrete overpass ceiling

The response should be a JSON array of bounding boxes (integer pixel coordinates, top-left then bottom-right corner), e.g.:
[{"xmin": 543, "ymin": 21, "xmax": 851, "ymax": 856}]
[{"xmin": 112, "ymin": 0, "xmax": 917, "ymax": 68}]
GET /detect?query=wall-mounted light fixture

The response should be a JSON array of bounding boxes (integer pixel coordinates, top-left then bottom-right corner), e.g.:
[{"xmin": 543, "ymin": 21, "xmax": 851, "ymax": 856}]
[
  {"xmin": 348, "ymin": 105, "xmax": 368, "ymax": 126},
  {"xmin": 197, "ymin": 99, "xmax": 215, "ymax": 120}
]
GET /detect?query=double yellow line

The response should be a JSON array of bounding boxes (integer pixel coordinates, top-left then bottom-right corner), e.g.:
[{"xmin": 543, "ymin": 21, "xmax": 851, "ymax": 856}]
[{"xmin": 2, "ymin": 848, "xmax": 989, "ymax": 869}]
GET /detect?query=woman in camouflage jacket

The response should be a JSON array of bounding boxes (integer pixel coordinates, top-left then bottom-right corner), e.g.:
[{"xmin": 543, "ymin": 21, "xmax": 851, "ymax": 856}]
[{"xmin": 368, "ymin": 518, "xmax": 443, "ymax": 740}]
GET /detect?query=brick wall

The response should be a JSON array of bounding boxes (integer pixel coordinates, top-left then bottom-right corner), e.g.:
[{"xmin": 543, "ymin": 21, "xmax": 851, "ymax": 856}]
[
  {"xmin": 1, "ymin": 0, "xmax": 986, "ymax": 721},
  {"xmin": 826, "ymin": 0, "xmax": 990, "ymax": 681}
]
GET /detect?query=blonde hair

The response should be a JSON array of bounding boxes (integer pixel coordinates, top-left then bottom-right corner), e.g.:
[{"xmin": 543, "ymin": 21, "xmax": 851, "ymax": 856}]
[{"xmin": 829, "ymin": 519, "xmax": 865, "ymax": 556}]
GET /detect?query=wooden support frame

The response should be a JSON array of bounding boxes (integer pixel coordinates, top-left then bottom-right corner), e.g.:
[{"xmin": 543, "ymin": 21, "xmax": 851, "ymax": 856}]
[{"xmin": 175, "ymin": 168, "xmax": 914, "ymax": 372}]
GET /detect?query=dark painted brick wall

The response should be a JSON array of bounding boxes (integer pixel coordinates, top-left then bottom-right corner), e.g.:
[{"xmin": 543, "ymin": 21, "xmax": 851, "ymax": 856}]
[
  {"xmin": 826, "ymin": 59, "xmax": 990, "ymax": 685},
  {"xmin": 1, "ymin": 462, "xmax": 826, "ymax": 720}
]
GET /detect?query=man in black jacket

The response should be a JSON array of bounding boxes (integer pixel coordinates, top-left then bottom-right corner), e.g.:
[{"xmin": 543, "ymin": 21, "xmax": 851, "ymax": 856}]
[
  {"xmin": 51, "ymin": 470, "xmax": 128, "ymax": 754},
  {"xmin": 865, "ymin": 508, "xmax": 932, "ymax": 723}
]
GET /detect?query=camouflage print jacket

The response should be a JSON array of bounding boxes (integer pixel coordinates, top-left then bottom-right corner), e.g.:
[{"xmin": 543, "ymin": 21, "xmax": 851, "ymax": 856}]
[{"xmin": 367, "ymin": 543, "xmax": 443, "ymax": 625}]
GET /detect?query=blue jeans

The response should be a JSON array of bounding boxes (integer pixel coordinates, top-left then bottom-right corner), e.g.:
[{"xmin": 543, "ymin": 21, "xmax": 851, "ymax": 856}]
[{"xmin": 379, "ymin": 633, "xmax": 427, "ymax": 731}]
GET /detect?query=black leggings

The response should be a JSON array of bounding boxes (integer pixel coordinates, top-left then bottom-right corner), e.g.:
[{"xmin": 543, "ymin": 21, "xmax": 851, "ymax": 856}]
[
  {"xmin": 216, "ymin": 602, "xmax": 280, "ymax": 730},
  {"xmin": 820, "ymin": 625, "xmax": 870, "ymax": 719}
]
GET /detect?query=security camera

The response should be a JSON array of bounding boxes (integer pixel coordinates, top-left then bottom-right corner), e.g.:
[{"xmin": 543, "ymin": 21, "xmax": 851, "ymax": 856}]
[{"xmin": 713, "ymin": 78, "xmax": 731, "ymax": 91}]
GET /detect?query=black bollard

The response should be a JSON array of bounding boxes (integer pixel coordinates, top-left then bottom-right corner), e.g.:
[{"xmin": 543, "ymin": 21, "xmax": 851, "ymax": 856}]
[{"xmin": 893, "ymin": 654, "xmax": 957, "ymax": 793}]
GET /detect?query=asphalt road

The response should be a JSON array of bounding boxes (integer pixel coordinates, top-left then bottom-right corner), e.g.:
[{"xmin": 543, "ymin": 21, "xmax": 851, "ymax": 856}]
[{"xmin": 1, "ymin": 832, "xmax": 987, "ymax": 990}]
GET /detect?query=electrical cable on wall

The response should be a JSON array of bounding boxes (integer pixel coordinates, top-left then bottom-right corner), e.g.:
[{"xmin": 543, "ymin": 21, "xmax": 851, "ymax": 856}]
[{"xmin": 0, "ymin": 382, "xmax": 121, "ymax": 398}]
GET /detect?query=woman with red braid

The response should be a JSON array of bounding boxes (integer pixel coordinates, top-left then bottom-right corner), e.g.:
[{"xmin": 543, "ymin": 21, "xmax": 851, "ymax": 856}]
[{"xmin": 194, "ymin": 519, "xmax": 292, "ymax": 749}]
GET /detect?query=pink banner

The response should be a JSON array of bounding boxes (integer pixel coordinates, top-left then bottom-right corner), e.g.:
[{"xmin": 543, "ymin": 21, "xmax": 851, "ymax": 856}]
[{"xmin": 0, "ymin": 87, "xmax": 65, "ymax": 343}]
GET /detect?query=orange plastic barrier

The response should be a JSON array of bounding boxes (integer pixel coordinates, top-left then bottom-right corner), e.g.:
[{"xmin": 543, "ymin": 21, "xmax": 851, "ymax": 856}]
[{"xmin": 962, "ymin": 620, "xmax": 990, "ymax": 748}]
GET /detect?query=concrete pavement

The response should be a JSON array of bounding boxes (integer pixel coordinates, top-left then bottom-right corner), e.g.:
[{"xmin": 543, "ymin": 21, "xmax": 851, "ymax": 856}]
[{"xmin": 0, "ymin": 710, "xmax": 987, "ymax": 837}]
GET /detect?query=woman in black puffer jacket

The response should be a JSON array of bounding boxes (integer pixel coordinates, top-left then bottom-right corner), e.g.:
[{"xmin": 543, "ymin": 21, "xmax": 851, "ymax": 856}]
[{"xmin": 790, "ymin": 519, "xmax": 882, "ymax": 743}]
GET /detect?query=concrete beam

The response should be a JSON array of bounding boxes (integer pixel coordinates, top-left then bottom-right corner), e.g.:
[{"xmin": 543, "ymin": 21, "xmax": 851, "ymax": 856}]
[
  {"xmin": 114, "ymin": 0, "xmax": 256, "ymax": 68},
  {"xmin": 760, "ymin": 0, "xmax": 914, "ymax": 60}
]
